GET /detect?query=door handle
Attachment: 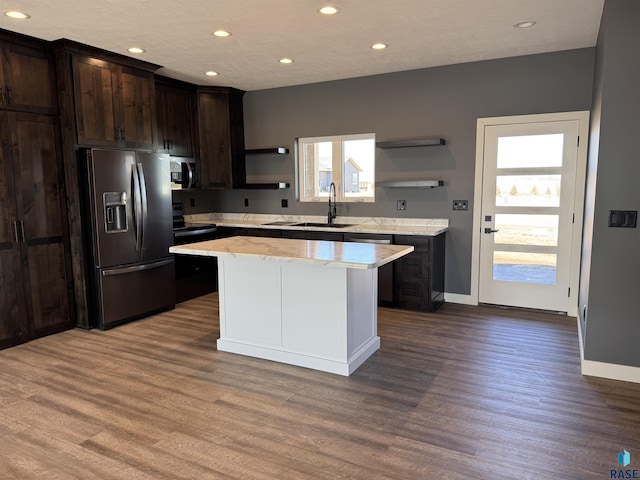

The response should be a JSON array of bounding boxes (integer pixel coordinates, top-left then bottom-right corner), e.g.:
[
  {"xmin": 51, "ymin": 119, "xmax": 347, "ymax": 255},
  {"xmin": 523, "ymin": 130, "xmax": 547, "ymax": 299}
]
[
  {"xmin": 132, "ymin": 165, "xmax": 143, "ymax": 251},
  {"xmin": 484, "ymin": 228, "xmax": 499, "ymax": 234},
  {"xmin": 136, "ymin": 162, "xmax": 148, "ymax": 249}
]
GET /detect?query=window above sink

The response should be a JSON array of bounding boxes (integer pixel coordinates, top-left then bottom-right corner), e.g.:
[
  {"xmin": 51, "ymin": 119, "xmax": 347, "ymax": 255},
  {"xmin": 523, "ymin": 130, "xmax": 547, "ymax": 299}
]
[{"xmin": 296, "ymin": 133, "xmax": 375, "ymax": 204}]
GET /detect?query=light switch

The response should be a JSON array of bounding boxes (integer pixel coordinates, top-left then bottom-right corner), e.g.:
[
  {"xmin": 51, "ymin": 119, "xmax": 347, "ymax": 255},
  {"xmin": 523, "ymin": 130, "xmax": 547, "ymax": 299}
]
[{"xmin": 608, "ymin": 210, "xmax": 637, "ymax": 228}]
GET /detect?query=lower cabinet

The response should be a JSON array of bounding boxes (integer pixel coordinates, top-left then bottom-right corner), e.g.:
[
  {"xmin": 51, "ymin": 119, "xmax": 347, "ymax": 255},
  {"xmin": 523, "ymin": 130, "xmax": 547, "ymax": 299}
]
[
  {"xmin": 393, "ymin": 233, "xmax": 445, "ymax": 312},
  {"xmin": 203, "ymin": 227, "xmax": 446, "ymax": 312},
  {"xmin": 0, "ymin": 112, "xmax": 73, "ymax": 349},
  {"xmin": 175, "ymin": 254, "xmax": 217, "ymax": 303}
]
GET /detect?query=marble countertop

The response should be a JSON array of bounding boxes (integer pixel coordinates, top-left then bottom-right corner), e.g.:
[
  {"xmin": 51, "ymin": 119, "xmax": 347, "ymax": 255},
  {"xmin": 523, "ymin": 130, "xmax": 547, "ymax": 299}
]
[
  {"xmin": 169, "ymin": 236, "xmax": 414, "ymax": 269},
  {"xmin": 184, "ymin": 213, "xmax": 449, "ymax": 236}
]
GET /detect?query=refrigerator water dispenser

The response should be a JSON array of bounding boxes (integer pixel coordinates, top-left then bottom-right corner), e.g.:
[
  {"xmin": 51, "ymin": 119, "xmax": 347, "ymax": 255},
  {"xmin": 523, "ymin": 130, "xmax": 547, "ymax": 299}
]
[{"xmin": 104, "ymin": 192, "xmax": 128, "ymax": 232}]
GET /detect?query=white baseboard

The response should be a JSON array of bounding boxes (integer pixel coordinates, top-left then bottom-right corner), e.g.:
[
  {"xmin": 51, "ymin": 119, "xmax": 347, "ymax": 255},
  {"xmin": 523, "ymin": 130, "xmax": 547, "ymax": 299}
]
[
  {"xmin": 576, "ymin": 317, "xmax": 640, "ymax": 384},
  {"xmin": 444, "ymin": 293, "xmax": 475, "ymax": 305}
]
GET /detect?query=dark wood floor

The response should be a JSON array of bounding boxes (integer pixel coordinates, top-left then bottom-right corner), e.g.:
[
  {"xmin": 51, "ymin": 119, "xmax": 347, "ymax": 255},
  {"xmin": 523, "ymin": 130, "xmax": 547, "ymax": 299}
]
[{"xmin": 1, "ymin": 294, "xmax": 639, "ymax": 479}]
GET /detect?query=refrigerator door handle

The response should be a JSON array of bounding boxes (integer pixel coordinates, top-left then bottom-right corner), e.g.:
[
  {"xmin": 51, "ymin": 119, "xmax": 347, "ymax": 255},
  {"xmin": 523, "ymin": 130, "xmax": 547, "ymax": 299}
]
[
  {"xmin": 136, "ymin": 162, "xmax": 148, "ymax": 249},
  {"xmin": 132, "ymin": 163, "xmax": 143, "ymax": 251},
  {"xmin": 185, "ymin": 162, "xmax": 195, "ymax": 189},
  {"xmin": 101, "ymin": 257, "xmax": 173, "ymax": 277}
]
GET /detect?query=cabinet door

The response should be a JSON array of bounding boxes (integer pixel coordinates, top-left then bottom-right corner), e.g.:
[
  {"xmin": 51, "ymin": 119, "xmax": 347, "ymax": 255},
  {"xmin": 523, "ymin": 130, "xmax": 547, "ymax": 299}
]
[
  {"xmin": 72, "ymin": 55, "xmax": 119, "ymax": 146},
  {"xmin": 156, "ymin": 82, "xmax": 195, "ymax": 157},
  {"xmin": 237, "ymin": 228, "xmax": 282, "ymax": 238},
  {"xmin": 198, "ymin": 89, "xmax": 246, "ymax": 188},
  {"xmin": 306, "ymin": 231, "xmax": 344, "ymax": 241},
  {"xmin": 9, "ymin": 112, "xmax": 71, "ymax": 338},
  {"xmin": 1, "ymin": 42, "xmax": 58, "ymax": 114},
  {"xmin": 394, "ymin": 235, "xmax": 433, "ymax": 312},
  {"xmin": 118, "ymin": 66, "xmax": 156, "ymax": 149},
  {"xmin": 0, "ymin": 113, "xmax": 29, "ymax": 348}
]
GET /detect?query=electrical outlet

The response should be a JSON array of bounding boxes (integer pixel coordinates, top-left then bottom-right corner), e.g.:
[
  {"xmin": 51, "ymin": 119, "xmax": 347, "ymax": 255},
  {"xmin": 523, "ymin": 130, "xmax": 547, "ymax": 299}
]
[
  {"xmin": 190, "ymin": 198, "xmax": 195, "ymax": 208},
  {"xmin": 244, "ymin": 198, "xmax": 249, "ymax": 207},
  {"xmin": 397, "ymin": 200, "xmax": 407, "ymax": 211},
  {"xmin": 453, "ymin": 200, "xmax": 468, "ymax": 211},
  {"xmin": 281, "ymin": 199, "xmax": 288, "ymax": 208}
]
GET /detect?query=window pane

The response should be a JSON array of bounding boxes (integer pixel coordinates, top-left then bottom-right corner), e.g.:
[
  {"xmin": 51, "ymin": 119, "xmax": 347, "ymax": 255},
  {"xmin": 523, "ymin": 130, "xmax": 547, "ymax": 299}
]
[
  {"xmin": 317, "ymin": 141, "xmax": 333, "ymax": 196},
  {"xmin": 497, "ymin": 134, "xmax": 564, "ymax": 168},
  {"xmin": 301, "ymin": 141, "xmax": 318, "ymax": 198},
  {"xmin": 342, "ymin": 138, "xmax": 375, "ymax": 199},
  {"xmin": 496, "ymin": 175, "xmax": 561, "ymax": 207},
  {"xmin": 493, "ymin": 251, "xmax": 557, "ymax": 285},
  {"xmin": 494, "ymin": 214, "xmax": 559, "ymax": 246}
]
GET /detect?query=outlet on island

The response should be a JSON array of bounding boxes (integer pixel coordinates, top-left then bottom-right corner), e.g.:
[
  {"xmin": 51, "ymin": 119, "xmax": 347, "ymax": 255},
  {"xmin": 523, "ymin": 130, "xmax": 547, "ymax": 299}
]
[
  {"xmin": 397, "ymin": 200, "xmax": 407, "ymax": 211},
  {"xmin": 244, "ymin": 198, "xmax": 249, "ymax": 207}
]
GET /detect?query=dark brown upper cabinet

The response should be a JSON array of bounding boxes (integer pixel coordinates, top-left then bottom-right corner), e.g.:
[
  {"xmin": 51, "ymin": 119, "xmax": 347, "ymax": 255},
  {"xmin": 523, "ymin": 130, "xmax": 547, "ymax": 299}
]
[
  {"xmin": 197, "ymin": 87, "xmax": 246, "ymax": 189},
  {"xmin": 0, "ymin": 41, "xmax": 57, "ymax": 115},
  {"xmin": 156, "ymin": 78, "xmax": 196, "ymax": 158},
  {"xmin": 72, "ymin": 54, "xmax": 157, "ymax": 149}
]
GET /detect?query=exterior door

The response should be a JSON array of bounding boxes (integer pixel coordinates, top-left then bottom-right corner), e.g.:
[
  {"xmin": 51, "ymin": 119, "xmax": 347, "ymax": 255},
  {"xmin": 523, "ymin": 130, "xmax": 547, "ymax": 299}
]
[{"xmin": 478, "ymin": 117, "xmax": 582, "ymax": 312}]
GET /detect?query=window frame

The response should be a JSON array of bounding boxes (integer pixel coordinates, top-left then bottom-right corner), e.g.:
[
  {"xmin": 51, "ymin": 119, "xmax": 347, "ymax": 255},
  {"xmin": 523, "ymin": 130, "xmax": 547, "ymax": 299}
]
[{"xmin": 295, "ymin": 132, "xmax": 375, "ymax": 203}]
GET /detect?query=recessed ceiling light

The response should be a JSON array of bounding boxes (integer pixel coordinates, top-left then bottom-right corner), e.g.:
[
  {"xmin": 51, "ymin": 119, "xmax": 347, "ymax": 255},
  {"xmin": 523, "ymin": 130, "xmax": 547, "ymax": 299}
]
[
  {"xmin": 205, "ymin": 71, "xmax": 219, "ymax": 77},
  {"xmin": 371, "ymin": 43, "xmax": 387, "ymax": 50},
  {"xmin": 213, "ymin": 30, "xmax": 231, "ymax": 37},
  {"xmin": 127, "ymin": 47, "xmax": 145, "ymax": 54},
  {"xmin": 514, "ymin": 20, "xmax": 536, "ymax": 28},
  {"xmin": 319, "ymin": 6, "xmax": 340, "ymax": 15},
  {"xmin": 4, "ymin": 10, "xmax": 30, "ymax": 19},
  {"xmin": 279, "ymin": 58, "xmax": 294, "ymax": 64}
]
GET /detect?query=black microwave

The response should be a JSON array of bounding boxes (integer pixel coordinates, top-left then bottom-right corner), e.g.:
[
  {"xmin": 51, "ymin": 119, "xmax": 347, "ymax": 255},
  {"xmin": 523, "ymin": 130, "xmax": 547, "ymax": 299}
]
[{"xmin": 170, "ymin": 159, "xmax": 197, "ymax": 190}]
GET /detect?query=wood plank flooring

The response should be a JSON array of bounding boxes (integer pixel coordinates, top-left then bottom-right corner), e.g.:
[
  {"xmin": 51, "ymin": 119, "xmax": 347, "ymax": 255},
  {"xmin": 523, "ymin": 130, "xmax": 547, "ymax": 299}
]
[{"xmin": 1, "ymin": 294, "xmax": 639, "ymax": 479}]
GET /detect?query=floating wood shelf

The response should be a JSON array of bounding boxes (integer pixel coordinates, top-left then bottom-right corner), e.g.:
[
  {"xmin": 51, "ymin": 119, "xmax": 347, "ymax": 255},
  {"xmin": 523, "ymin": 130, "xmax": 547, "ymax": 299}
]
[
  {"xmin": 241, "ymin": 182, "xmax": 290, "ymax": 190},
  {"xmin": 376, "ymin": 138, "xmax": 446, "ymax": 148},
  {"xmin": 245, "ymin": 147, "xmax": 289, "ymax": 154},
  {"xmin": 376, "ymin": 180, "xmax": 444, "ymax": 188}
]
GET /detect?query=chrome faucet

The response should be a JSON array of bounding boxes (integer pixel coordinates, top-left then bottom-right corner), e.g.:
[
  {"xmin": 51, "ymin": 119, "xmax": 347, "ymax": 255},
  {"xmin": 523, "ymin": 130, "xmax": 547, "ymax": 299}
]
[{"xmin": 328, "ymin": 182, "xmax": 337, "ymax": 224}]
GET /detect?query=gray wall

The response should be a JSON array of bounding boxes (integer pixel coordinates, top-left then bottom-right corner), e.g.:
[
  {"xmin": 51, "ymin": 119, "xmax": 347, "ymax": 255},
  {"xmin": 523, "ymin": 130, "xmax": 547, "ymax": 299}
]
[
  {"xmin": 179, "ymin": 48, "xmax": 595, "ymax": 295},
  {"xmin": 582, "ymin": 0, "xmax": 640, "ymax": 367}
]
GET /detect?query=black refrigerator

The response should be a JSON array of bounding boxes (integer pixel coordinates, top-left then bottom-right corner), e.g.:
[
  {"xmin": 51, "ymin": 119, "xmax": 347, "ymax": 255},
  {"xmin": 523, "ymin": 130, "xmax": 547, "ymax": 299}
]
[{"xmin": 81, "ymin": 148, "xmax": 175, "ymax": 330}]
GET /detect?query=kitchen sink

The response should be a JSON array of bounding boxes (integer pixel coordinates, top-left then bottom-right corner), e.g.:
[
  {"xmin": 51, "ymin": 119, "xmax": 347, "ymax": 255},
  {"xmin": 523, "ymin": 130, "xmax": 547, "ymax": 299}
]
[{"xmin": 292, "ymin": 222, "xmax": 354, "ymax": 228}]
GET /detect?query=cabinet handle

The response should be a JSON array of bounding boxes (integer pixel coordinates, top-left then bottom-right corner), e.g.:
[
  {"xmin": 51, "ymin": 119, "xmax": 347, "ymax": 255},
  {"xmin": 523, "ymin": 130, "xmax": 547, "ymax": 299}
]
[
  {"xmin": 13, "ymin": 221, "xmax": 19, "ymax": 242},
  {"xmin": 20, "ymin": 221, "xmax": 25, "ymax": 243},
  {"xmin": 163, "ymin": 138, "xmax": 167, "ymax": 150},
  {"xmin": 6, "ymin": 86, "xmax": 13, "ymax": 105}
]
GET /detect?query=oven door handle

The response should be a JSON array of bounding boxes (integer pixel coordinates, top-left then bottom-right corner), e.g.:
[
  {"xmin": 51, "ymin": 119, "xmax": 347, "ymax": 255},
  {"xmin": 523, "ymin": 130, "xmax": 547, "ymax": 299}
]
[{"xmin": 174, "ymin": 227, "xmax": 217, "ymax": 238}]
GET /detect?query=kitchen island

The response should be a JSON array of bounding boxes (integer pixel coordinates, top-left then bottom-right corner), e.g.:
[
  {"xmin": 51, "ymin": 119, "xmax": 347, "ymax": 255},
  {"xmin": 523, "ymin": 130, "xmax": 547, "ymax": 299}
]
[{"xmin": 170, "ymin": 236, "xmax": 414, "ymax": 375}]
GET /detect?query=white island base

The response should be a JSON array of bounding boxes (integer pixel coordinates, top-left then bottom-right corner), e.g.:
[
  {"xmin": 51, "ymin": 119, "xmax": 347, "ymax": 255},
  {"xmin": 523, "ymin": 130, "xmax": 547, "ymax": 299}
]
[
  {"xmin": 217, "ymin": 258, "xmax": 380, "ymax": 376},
  {"xmin": 170, "ymin": 236, "xmax": 413, "ymax": 376}
]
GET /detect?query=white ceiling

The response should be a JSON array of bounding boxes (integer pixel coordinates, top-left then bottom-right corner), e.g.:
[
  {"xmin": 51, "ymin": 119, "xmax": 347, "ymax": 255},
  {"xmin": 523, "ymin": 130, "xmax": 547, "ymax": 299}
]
[{"xmin": 1, "ymin": 0, "xmax": 604, "ymax": 92}]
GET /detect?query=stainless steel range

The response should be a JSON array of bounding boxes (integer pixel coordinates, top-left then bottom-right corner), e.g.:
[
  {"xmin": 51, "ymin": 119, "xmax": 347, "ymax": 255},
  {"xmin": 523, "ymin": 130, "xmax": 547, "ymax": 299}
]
[{"xmin": 172, "ymin": 203, "xmax": 219, "ymax": 302}]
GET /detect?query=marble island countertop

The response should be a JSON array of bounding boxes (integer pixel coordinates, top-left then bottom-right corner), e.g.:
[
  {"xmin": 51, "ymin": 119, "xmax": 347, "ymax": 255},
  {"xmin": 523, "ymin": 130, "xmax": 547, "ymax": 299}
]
[
  {"xmin": 169, "ymin": 236, "xmax": 414, "ymax": 269},
  {"xmin": 184, "ymin": 212, "xmax": 448, "ymax": 236}
]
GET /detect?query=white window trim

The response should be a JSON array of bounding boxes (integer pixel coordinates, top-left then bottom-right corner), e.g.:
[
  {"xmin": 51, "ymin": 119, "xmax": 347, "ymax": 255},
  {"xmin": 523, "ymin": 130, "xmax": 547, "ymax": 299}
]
[{"xmin": 295, "ymin": 133, "xmax": 375, "ymax": 203}]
